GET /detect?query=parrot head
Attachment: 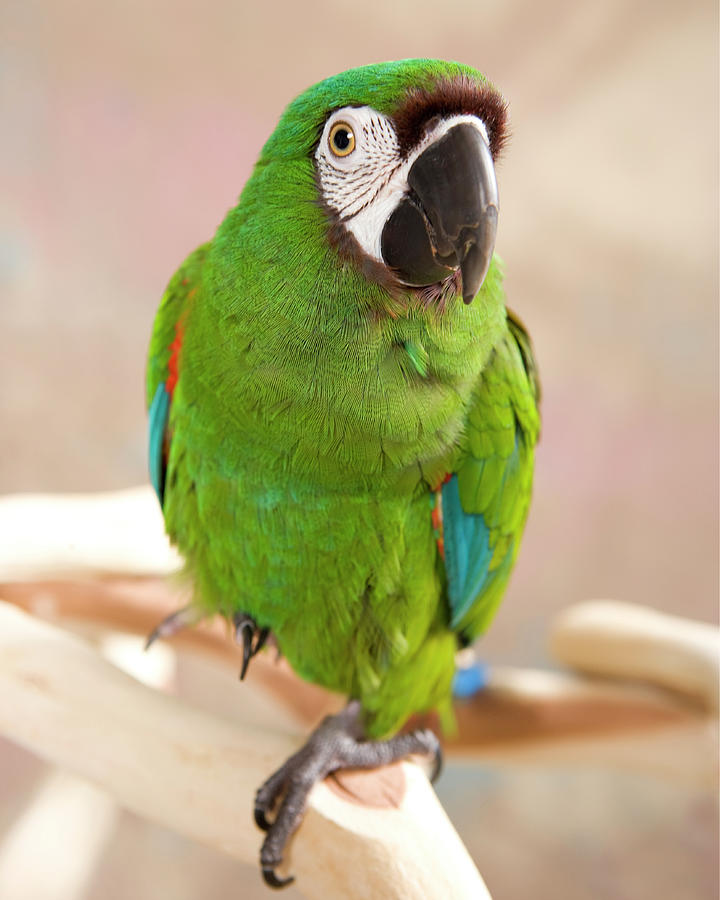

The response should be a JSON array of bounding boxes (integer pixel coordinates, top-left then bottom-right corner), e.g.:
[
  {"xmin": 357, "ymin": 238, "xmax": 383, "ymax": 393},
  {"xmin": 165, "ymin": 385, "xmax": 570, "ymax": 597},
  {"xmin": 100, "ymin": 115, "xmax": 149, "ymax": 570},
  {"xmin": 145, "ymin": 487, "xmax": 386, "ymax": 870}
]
[
  {"xmin": 254, "ymin": 59, "xmax": 507, "ymax": 307},
  {"xmin": 314, "ymin": 81, "xmax": 503, "ymax": 305},
  {"xmin": 212, "ymin": 59, "xmax": 508, "ymax": 328}
]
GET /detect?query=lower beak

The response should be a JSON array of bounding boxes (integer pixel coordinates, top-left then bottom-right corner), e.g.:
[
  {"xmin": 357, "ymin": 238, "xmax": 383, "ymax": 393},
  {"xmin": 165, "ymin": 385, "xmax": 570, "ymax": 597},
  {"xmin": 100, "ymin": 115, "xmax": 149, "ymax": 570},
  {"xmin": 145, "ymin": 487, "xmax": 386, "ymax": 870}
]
[{"xmin": 381, "ymin": 122, "xmax": 499, "ymax": 304}]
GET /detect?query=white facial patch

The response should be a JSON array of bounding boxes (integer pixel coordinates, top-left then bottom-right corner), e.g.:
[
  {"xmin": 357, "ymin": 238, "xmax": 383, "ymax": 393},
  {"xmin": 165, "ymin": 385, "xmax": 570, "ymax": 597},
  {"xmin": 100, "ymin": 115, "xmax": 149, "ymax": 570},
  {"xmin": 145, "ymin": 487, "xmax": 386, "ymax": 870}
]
[
  {"xmin": 316, "ymin": 107, "xmax": 400, "ymax": 219},
  {"xmin": 315, "ymin": 106, "xmax": 490, "ymax": 264}
]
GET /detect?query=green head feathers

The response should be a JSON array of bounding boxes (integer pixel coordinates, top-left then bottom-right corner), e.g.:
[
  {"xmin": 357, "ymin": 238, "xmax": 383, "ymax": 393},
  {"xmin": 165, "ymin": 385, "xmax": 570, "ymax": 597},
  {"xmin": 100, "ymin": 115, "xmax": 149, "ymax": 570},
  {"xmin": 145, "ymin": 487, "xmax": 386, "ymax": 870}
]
[
  {"xmin": 259, "ymin": 59, "xmax": 503, "ymax": 161},
  {"xmin": 209, "ymin": 59, "xmax": 507, "ymax": 321}
]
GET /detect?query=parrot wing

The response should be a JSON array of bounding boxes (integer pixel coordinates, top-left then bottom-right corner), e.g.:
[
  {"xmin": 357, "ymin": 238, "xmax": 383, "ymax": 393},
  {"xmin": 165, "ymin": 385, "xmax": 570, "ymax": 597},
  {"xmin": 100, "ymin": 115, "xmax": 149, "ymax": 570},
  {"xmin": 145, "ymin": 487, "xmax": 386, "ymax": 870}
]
[
  {"xmin": 440, "ymin": 311, "xmax": 541, "ymax": 645},
  {"xmin": 146, "ymin": 244, "xmax": 208, "ymax": 506}
]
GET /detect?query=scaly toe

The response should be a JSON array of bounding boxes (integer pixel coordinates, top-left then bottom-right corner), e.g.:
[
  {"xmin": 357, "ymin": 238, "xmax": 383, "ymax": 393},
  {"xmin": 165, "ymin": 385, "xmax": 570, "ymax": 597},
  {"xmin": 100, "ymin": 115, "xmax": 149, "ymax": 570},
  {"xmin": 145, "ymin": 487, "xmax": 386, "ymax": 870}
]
[{"xmin": 251, "ymin": 702, "xmax": 443, "ymax": 888}]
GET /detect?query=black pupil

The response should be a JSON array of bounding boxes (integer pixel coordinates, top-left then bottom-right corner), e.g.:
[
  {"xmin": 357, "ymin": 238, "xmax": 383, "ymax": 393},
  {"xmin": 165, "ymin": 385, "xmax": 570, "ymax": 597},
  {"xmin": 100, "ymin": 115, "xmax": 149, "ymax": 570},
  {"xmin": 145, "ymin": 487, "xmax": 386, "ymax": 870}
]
[{"xmin": 333, "ymin": 128, "xmax": 351, "ymax": 150}]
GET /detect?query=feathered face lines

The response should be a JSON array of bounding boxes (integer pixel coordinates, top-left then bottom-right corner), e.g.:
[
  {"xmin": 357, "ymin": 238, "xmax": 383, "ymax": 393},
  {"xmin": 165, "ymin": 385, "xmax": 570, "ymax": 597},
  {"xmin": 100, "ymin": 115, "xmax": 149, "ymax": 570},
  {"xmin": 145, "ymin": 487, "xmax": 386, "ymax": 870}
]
[
  {"xmin": 314, "ymin": 81, "xmax": 503, "ymax": 306},
  {"xmin": 316, "ymin": 107, "xmax": 401, "ymax": 222},
  {"xmin": 315, "ymin": 107, "xmax": 493, "ymax": 229}
]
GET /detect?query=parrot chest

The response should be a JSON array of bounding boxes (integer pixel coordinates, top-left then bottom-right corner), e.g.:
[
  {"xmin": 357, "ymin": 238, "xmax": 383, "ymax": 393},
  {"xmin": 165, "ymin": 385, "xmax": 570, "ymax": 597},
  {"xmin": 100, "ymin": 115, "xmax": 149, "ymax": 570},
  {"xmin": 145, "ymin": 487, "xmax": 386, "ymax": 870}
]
[
  {"xmin": 165, "ymin": 419, "xmax": 450, "ymax": 694},
  {"xmin": 162, "ymin": 309, "xmax": 499, "ymax": 704}
]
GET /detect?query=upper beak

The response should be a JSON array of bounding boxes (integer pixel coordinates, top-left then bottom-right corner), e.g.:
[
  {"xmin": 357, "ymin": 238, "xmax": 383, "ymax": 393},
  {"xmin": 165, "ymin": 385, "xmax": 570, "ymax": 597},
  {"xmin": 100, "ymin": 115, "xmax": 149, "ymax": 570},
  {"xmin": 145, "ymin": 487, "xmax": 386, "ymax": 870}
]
[{"xmin": 381, "ymin": 122, "xmax": 499, "ymax": 304}]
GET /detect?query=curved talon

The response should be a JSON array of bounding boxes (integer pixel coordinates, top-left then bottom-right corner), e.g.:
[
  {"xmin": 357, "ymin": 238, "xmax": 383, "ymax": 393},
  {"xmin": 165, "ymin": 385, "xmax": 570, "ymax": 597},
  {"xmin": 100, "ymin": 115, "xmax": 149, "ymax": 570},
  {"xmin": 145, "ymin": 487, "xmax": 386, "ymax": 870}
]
[
  {"xmin": 254, "ymin": 806, "xmax": 273, "ymax": 832},
  {"xmin": 237, "ymin": 620, "xmax": 253, "ymax": 681},
  {"xmin": 145, "ymin": 604, "xmax": 201, "ymax": 650},
  {"xmin": 255, "ymin": 627, "xmax": 270, "ymax": 655},
  {"xmin": 251, "ymin": 703, "xmax": 444, "ymax": 888},
  {"xmin": 145, "ymin": 627, "xmax": 163, "ymax": 652},
  {"xmin": 233, "ymin": 613, "xmax": 270, "ymax": 680},
  {"xmin": 262, "ymin": 867, "xmax": 295, "ymax": 889},
  {"xmin": 429, "ymin": 740, "xmax": 443, "ymax": 783}
]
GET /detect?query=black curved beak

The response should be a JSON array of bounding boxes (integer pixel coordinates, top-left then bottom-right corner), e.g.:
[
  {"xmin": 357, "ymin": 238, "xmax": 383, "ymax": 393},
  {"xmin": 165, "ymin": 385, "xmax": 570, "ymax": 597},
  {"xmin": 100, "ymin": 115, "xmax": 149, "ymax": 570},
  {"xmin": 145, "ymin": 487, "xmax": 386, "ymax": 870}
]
[{"xmin": 381, "ymin": 123, "xmax": 499, "ymax": 304}]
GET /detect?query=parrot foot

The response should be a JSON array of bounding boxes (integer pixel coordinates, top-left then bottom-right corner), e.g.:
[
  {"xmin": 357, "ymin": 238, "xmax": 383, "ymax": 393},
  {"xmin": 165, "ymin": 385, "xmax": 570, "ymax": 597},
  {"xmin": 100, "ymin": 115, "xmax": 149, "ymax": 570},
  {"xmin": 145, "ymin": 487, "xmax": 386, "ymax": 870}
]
[
  {"xmin": 254, "ymin": 699, "xmax": 442, "ymax": 889},
  {"xmin": 145, "ymin": 604, "xmax": 202, "ymax": 650},
  {"xmin": 232, "ymin": 612, "xmax": 270, "ymax": 680}
]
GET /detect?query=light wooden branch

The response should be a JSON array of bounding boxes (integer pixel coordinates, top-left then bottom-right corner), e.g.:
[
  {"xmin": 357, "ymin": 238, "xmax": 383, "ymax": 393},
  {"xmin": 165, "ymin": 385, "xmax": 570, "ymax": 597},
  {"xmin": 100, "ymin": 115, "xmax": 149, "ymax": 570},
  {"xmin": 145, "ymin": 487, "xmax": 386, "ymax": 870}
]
[
  {"xmin": 0, "ymin": 487, "xmax": 181, "ymax": 581},
  {"xmin": 0, "ymin": 486, "xmax": 718, "ymax": 896},
  {"xmin": 550, "ymin": 600, "xmax": 720, "ymax": 711},
  {"xmin": 3, "ymin": 573, "xmax": 717, "ymax": 787},
  {"xmin": 0, "ymin": 599, "xmax": 489, "ymax": 900}
]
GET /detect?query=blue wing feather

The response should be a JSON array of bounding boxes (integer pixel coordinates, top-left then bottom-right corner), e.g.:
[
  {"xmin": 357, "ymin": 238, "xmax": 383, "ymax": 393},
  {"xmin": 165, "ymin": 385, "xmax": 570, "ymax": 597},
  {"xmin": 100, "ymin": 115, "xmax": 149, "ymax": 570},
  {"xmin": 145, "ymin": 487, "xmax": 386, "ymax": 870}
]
[
  {"xmin": 440, "ymin": 314, "xmax": 540, "ymax": 643},
  {"xmin": 149, "ymin": 383, "xmax": 171, "ymax": 505},
  {"xmin": 146, "ymin": 243, "xmax": 208, "ymax": 510},
  {"xmin": 442, "ymin": 475, "xmax": 493, "ymax": 628}
]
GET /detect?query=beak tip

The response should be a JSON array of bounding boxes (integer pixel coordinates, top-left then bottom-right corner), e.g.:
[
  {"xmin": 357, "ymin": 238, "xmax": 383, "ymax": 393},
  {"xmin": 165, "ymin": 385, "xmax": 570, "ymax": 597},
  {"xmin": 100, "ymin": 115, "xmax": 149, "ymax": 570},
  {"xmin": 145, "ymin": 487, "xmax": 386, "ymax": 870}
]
[{"xmin": 458, "ymin": 241, "xmax": 493, "ymax": 306}]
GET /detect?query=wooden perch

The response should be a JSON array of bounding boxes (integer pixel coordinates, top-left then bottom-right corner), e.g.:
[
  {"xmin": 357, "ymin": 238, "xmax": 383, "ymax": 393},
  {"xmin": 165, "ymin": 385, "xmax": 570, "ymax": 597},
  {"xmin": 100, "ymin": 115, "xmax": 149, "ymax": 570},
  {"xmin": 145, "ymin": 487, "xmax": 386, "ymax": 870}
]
[
  {"xmin": 2, "ymin": 574, "xmax": 716, "ymax": 788},
  {"xmin": 0, "ymin": 486, "xmax": 718, "ymax": 896},
  {"xmin": 550, "ymin": 600, "xmax": 720, "ymax": 711},
  {"xmin": 0, "ymin": 599, "xmax": 489, "ymax": 900},
  {"xmin": 0, "ymin": 487, "xmax": 181, "ymax": 581}
]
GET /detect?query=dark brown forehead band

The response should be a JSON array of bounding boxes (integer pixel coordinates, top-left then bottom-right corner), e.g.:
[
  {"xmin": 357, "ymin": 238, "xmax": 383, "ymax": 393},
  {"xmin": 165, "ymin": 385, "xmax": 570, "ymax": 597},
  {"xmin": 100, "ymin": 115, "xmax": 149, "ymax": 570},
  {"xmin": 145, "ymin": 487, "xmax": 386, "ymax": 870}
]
[{"xmin": 392, "ymin": 76, "xmax": 508, "ymax": 160}]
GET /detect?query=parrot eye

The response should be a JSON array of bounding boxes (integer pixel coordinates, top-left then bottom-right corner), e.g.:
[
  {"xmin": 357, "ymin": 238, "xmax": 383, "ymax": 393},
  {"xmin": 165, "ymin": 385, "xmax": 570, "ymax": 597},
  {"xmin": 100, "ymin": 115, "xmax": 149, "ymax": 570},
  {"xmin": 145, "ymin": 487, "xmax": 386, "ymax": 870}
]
[
  {"xmin": 328, "ymin": 122, "xmax": 356, "ymax": 157},
  {"xmin": 316, "ymin": 105, "xmax": 399, "ymax": 221}
]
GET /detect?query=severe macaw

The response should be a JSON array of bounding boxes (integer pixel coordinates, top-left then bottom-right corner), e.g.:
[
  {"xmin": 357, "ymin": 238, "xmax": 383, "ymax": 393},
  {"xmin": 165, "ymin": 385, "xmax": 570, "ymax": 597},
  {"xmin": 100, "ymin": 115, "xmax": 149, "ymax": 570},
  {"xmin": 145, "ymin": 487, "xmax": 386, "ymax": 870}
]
[{"xmin": 146, "ymin": 58, "xmax": 540, "ymax": 887}]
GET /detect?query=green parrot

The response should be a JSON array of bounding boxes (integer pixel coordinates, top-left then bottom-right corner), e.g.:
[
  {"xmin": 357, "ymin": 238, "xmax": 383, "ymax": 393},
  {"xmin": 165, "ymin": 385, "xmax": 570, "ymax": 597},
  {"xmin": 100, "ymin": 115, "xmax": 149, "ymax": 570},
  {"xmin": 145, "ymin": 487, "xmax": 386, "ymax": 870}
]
[{"xmin": 146, "ymin": 58, "xmax": 540, "ymax": 887}]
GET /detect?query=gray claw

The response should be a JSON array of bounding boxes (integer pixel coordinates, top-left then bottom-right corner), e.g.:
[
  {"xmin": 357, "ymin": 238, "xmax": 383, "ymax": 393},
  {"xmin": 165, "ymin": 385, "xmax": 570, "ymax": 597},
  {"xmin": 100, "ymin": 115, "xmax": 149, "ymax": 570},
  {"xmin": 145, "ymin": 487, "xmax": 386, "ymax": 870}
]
[
  {"xmin": 252, "ymin": 701, "xmax": 442, "ymax": 889},
  {"xmin": 262, "ymin": 867, "xmax": 295, "ymax": 889},
  {"xmin": 145, "ymin": 604, "xmax": 201, "ymax": 650},
  {"xmin": 429, "ymin": 739, "xmax": 443, "ymax": 783},
  {"xmin": 254, "ymin": 806, "xmax": 272, "ymax": 832},
  {"xmin": 233, "ymin": 613, "xmax": 270, "ymax": 680}
]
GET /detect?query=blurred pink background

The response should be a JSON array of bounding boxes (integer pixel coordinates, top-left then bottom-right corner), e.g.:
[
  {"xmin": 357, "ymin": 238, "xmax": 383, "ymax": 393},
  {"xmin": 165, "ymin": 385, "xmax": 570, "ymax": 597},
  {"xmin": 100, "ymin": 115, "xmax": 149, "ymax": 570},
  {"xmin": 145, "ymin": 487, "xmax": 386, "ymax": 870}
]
[{"xmin": 1, "ymin": 0, "xmax": 717, "ymax": 897}]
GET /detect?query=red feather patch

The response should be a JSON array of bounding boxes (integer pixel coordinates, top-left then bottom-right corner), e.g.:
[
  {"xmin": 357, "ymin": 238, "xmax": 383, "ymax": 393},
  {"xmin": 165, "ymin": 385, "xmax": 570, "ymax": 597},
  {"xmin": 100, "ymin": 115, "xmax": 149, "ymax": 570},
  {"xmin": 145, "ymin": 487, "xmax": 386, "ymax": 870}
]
[
  {"xmin": 431, "ymin": 473, "xmax": 452, "ymax": 560},
  {"xmin": 165, "ymin": 322, "xmax": 184, "ymax": 396}
]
